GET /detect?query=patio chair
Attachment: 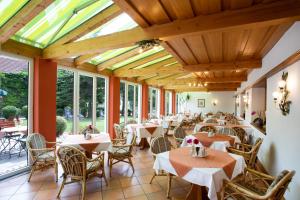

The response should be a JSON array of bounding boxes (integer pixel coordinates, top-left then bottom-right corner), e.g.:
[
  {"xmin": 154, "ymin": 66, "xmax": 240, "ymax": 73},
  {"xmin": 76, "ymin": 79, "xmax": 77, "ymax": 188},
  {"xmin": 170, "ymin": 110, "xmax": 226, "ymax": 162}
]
[
  {"xmin": 108, "ymin": 133, "xmax": 136, "ymax": 177},
  {"xmin": 219, "ymin": 127, "xmax": 237, "ymax": 136},
  {"xmin": 220, "ymin": 167, "xmax": 295, "ymax": 200},
  {"xmin": 204, "ymin": 118, "xmax": 218, "ymax": 123},
  {"xmin": 233, "ymin": 127, "xmax": 247, "ymax": 144},
  {"xmin": 199, "ymin": 125, "xmax": 216, "ymax": 133},
  {"xmin": 26, "ymin": 133, "xmax": 58, "ymax": 182},
  {"xmin": 227, "ymin": 138, "xmax": 263, "ymax": 169},
  {"xmin": 149, "ymin": 136, "xmax": 173, "ymax": 198},
  {"xmin": 57, "ymin": 145, "xmax": 107, "ymax": 200},
  {"xmin": 173, "ymin": 126, "xmax": 186, "ymax": 147},
  {"xmin": 114, "ymin": 123, "xmax": 125, "ymax": 139}
]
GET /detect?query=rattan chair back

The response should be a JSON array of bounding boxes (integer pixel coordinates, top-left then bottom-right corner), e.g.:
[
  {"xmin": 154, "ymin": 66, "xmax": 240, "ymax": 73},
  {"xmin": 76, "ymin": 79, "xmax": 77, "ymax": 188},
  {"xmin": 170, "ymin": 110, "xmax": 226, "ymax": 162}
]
[
  {"xmin": 248, "ymin": 138, "xmax": 263, "ymax": 168},
  {"xmin": 26, "ymin": 133, "xmax": 47, "ymax": 157},
  {"xmin": 219, "ymin": 127, "xmax": 237, "ymax": 136},
  {"xmin": 150, "ymin": 136, "xmax": 172, "ymax": 155},
  {"xmin": 113, "ymin": 123, "xmax": 123, "ymax": 139},
  {"xmin": 204, "ymin": 118, "xmax": 218, "ymax": 123},
  {"xmin": 199, "ymin": 126, "xmax": 216, "ymax": 133},
  {"xmin": 232, "ymin": 127, "xmax": 246, "ymax": 143}
]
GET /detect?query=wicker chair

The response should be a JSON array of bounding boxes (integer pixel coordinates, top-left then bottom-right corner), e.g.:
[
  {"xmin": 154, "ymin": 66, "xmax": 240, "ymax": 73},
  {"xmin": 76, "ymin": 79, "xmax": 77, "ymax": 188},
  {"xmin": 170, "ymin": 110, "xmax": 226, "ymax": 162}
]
[
  {"xmin": 114, "ymin": 123, "xmax": 125, "ymax": 139},
  {"xmin": 199, "ymin": 125, "xmax": 216, "ymax": 133},
  {"xmin": 173, "ymin": 126, "xmax": 186, "ymax": 147},
  {"xmin": 227, "ymin": 138, "xmax": 263, "ymax": 169},
  {"xmin": 233, "ymin": 127, "xmax": 247, "ymax": 144},
  {"xmin": 108, "ymin": 133, "xmax": 136, "ymax": 177},
  {"xmin": 204, "ymin": 118, "xmax": 218, "ymax": 123},
  {"xmin": 220, "ymin": 167, "xmax": 295, "ymax": 200},
  {"xmin": 219, "ymin": 127, "xmax": 237, "ymax": 136},
  {"xmin": 26, "ymin": 133, "xmax": 58, "ymax": 182},
  {"xmin": 57, "ymin": 146, "xmax": 107, "ymax": 200},
  {"xmin": 149, "ymin": 136, "xmax": 173, "ymax": 197}
]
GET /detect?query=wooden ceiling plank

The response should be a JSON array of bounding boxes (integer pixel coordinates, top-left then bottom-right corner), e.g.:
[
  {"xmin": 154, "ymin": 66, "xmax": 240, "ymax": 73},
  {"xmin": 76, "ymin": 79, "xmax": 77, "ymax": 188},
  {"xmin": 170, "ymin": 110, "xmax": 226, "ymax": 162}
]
[
  {"xmin": 48, "ymin": 4, "xmax": 122, "ymax": 47},
  {"xmin": 168, "ymin": 38, "xmax": 198, "ymax": 65},
  {"xmin": 183, "ymin": 59, "xmax": 261, "ymax": 72},
  {"xmin": 0, "ymin": 39, "xmax": 42, "ymax": 58},
  {"xmin": 0, "ymin": 0, "xmax": 53, "ymax": 43},
  {"xmin": 113, "ymin": 0, "xmax": 150, "ymax": 27},
  {"xmin": 175, "ymin": 88, "xmax": 236, "ymax": 92},
  {"xmin": 43, "ymin": 27, "xmax": 150, "ymax": 59},
  {"xmin": 167, "ymin": 0, "xmax": 195, "ymax": 19},
  {"xmin": 143, "ymin": 0, "xmax": 300, "ymax": 40},
  {"xmin": 191, "ymin": 0, "xmax": 222, "ymax": 15},
  {"xmin": 184, "ymin": 35, "xmax": 210, "ymax": 63}
]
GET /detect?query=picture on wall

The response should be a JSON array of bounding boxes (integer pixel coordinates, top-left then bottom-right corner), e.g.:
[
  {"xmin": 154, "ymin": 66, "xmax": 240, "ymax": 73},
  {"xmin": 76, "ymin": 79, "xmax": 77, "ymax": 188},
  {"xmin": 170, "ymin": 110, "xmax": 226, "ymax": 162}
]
[{"xmin": 197, "ymin": 99, "xmax": 205, "ymax": 108}]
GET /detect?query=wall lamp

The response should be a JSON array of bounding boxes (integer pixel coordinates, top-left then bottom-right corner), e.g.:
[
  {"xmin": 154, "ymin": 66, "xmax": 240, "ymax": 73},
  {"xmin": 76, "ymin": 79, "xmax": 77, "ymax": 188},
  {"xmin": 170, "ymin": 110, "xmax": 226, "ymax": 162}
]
[
  {"xmin": 235, "ymin": 96, "xmax": 240, "ymax": 107},
  {"xmin": 243, "ymin": 93, "xmax": 249, "ymax": 109},
  {"xmin": 272, "ymin": 72, "xmax": 292, "ymax": 116},
  {"xmin": 212, "ymin": 99, "xmax": 218, "ymax": 106}
]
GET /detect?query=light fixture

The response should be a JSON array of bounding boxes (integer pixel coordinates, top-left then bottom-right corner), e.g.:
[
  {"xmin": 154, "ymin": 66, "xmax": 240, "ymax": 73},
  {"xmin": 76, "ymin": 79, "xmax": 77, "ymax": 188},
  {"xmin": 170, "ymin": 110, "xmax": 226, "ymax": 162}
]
[
  {"xmin": 272, "ymin": 72, "xmax": 292, "ymax": 116},
  {"xmin": 212, "ymin": 99, "xmax": 218, "ymax": 106},
  {"xmin": 235, "ymin": 96, "xmax": 240, "ymax": 107},
  {"xmin": 188, "ymin": 83, "xmax": 192, "ymax": 87},
  {"xmin": 204, "ymin": 83, "xmax": 208, "ymax": 87},
  {"xmin": 243, "ymin": 93, "xmax": 249, "ymax": 109},
  {"xmin": 136, "ymin": 39, "xmax": 161, "ymax": 53}
]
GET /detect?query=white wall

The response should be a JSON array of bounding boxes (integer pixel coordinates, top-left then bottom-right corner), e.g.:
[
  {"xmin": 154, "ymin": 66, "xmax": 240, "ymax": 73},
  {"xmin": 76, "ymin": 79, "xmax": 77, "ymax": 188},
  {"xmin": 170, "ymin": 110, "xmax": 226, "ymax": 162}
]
[
  {"xmin": 236, "ymin": 22, "xmax": 300, "ymax": 199},
  {"xmin": 177, "ymin": 91, "xmax": 235, "ymax": 114}
]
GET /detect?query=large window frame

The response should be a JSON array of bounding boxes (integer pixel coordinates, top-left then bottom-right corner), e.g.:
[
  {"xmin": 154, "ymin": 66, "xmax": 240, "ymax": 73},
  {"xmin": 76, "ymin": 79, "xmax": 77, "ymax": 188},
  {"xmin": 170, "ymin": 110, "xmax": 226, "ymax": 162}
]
[
  {"xmin": 165, "ymin": 91, "xmax": 172, "ymax": 115},
  {"xmin": 0, "ymin": 51, "xmax": 33, "ymax": 180},
  {"xmin": 58, "ymin": 66, "xmax": 109, "ymax": 134},
  {"xmin": 120, "ymin": 80, "xmax": 141, "ymax": 123},
  {"xmin": 148, "ymin": 87, "xmax": 160, "ymax": 118}
]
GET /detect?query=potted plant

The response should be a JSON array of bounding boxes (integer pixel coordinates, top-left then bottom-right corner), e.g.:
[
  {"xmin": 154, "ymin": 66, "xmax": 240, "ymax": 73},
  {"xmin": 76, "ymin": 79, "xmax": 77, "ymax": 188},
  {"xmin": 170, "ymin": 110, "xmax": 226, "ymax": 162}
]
[
  {"xmin": 2, "ymin": 105, "xmax": 18, "ymax": 121},
  {"xmin": 56, "ymin": 116, "xmax": 67, "ymax": 137}
]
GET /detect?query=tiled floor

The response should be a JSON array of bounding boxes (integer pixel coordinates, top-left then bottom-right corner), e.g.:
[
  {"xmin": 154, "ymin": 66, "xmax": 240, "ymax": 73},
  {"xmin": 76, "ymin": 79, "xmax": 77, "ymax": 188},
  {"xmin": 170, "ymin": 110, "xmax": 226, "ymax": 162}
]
[{"xmin": 0, "ymin": 137, "xmax": 192, "ymax": 200}]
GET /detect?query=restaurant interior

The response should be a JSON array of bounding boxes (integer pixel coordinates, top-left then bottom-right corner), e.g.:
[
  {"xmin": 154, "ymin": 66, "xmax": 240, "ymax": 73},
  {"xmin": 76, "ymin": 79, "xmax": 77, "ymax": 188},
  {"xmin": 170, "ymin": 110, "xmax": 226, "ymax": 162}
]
[{"xmin": 0, "ymin": 0, "xmax": 300, "ymax": 199}]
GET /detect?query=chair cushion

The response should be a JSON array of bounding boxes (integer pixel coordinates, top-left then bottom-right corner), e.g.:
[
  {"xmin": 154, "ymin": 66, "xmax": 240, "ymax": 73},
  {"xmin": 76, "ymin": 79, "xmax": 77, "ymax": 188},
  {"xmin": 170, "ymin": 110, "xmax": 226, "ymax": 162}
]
[
  {"xmin": 267, "ymin": 170, "xmax": 289, "ymax": 193},
  {"xmin": 37, "ymin": 151, "xmax": 55, "ymax": 162},
  {"xmin": 87, "ymin": 160, "xmax": 100, "ymax": 174},
  {"xmin": 109, "ymin": 146, "xmax": 130, "ymax": 155}
]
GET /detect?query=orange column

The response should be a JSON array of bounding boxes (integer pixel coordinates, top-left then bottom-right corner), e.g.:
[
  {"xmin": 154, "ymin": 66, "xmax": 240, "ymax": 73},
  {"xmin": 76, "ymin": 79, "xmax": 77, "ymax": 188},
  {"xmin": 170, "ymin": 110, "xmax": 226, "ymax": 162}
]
[
  {"xmin": 141, "ymin": 84, "xmax": 149, "ymax": 119},
  {"xmin": 160, "ymin": 88, "xmax": 165, "ymax": 116},
  {"xmin": 108, "ymin": 75, "xmax": 120, "ymax": 138},
  {"xmin": 33, "ymin": 58, "xmax": 57, "ymax": 143},
  {"xmin": 172, "ymin": 90, "xmax": 176, "ymax": 115}
]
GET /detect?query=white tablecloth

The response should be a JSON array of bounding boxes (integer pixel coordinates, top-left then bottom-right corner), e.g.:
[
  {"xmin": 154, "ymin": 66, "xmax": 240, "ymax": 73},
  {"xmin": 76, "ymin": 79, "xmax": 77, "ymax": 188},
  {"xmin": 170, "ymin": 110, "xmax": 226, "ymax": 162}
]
[
  {"xmin": 126, "ymin": 123, "xmax": 163, "ymax": 138},
  {"xmin": 60, "ymin": 133, "xmax": 112, "ymax": 153},
  {"xmin": 181, "ymin": 134, "xmax": 241, "ymax": 152},
  {"xmin": 153, "ymin": 149, "xmax": 245, "ymax": 200}
]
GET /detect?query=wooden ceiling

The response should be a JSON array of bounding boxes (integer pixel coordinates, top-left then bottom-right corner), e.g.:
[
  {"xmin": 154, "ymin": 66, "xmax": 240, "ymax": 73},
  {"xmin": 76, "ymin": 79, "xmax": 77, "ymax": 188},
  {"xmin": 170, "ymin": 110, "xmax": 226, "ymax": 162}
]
[{"xmin": 1, "ymin": 0, "xmax": 300, "ymax": 92}]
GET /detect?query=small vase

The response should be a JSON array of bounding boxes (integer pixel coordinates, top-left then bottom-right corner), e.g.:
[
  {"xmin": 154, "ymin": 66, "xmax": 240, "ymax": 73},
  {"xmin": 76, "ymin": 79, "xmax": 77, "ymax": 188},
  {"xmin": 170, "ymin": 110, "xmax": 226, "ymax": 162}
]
[{"xmin": 191, "ymin": 144, "xmax": 196, "ymax": 157}]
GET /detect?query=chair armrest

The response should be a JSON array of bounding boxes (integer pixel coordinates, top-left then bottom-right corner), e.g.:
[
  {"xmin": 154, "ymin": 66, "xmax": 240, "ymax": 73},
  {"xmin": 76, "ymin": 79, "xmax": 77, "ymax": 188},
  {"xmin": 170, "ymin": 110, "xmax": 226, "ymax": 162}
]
[
  {"xmin": 225, "ymin": 181, "xmax": 266, "ymax": 200},
  {"xmin": 227, "ymin": 147, "xmax": 245, "ymax": 155},
  {"xmin": 87, "ymin": 152, "xmax": 105, "ymax": 163},
  {"xmin": 29, "ymin": 147, "xmax": 55, "ymax": 152},
  {"xmin": 111, "ymin": 139, "xmax": 126, "ymax": 142},
  {"xmin": 245, "ymin": 168, "xmax": 275, "ymax": 180},
  {"xmin": 112, "ymin": 144, "xmax": 131, "ymax": 148}
]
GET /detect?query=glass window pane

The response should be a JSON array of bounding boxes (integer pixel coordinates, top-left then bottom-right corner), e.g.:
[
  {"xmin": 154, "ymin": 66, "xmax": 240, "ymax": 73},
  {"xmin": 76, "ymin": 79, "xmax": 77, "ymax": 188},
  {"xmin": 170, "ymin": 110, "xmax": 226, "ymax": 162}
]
[
  {"xmin": 127, "ymin": 85, "xmax": 134, "ymax": 121},
  {"xmin": 134, "ymin": 85, "xmax": 139, "ymax": 120},
  {"xmin": 79, "ymin": 75, "xmax": 93, "ymax": 132},
  {"xmin": 56, "ymin": 69, "xmax": 74, "ymax": 134},
  {"xmin": 96, "ymin": 77, "xmax": 106, "ymax": 132},
  {"xmin": 120, "ymin": 82, "xmax": 125, "ymax": 123}
]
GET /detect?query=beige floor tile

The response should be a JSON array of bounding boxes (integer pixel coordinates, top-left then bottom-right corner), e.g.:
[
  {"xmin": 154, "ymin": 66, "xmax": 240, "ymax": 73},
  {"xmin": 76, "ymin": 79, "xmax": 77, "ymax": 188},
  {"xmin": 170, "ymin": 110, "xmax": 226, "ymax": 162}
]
[
  {"xmin": 9, "ymin": 192, "xmax": 37, "ymax": 200},
  {"xmin": 101, "ymin": 179, "xmax": 122, "ymax": 190},
  {"xmin": 122, "ymin": 185, "xmax": 144, "ymax": 198},
  {"xmin": 84, "ymin": 191, "xmax": 102, "ymax": 200},
  {"xmin": 16, "ymin": 182, "xmax": 42, "ymax": 193},
  {"xmin": 120, "ymin": 177, "xmax": 140, "ymax": 188},
  {"xmin": 102, "ymin": 188, "xmax": 124, "ymax": 200},
  {"xmin": 34, "ymin": 188, "xmax": 59, "ymax": 200},
  {"xmin": 125, "ymin": 194, "xmax": 148, "ymax": 200},
  {"xmin": 141, "ymin": 183, "xmax": 162, "ymax": 194},
  {"xmin": 0, "ymin": 185, "xmax": 20, "ymax": 197},
  {"xmin": 146, "ymin": 191, "xmax": 169, "ymax": 200}
]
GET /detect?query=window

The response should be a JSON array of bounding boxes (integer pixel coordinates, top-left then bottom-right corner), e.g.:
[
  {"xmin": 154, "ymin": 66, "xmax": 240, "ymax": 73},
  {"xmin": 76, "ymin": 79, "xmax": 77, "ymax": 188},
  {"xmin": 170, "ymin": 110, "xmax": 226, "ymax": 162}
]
[
  {"xmin": 120, "ymin": 81, "xmax": 140, "ymax": 123},
  {"xmin": 148, "ymin": 87, "xmax": 160, "ymax": 118},
  {"xmin": 56, "ymin": 68, "xmax": 108, "ymax": 135},
  {"xmin": 0, "ymin": 54, "xmax": 32, "ymax": 178},
  {"xmin": 165, "ymin": 91, "xmax": 172, "ymax": 115}
]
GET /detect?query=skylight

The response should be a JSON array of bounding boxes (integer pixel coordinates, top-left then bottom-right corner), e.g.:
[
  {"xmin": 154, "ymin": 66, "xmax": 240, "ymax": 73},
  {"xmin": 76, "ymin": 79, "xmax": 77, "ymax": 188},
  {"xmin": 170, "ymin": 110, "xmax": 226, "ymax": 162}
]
[
  {"xmin": 133, "ymin": 55, "xmax": 173, "ymax": 69},
  {"xmin": 78, "ymin": 12, "xmax": 138, "ymax": 41},
  {"xmin": 0, "ymin": 0, "xmax": 29, "ymax": 28},
  {"xmin": 12, "ymin": 0, "xmax": 113, "ymax": 48}
]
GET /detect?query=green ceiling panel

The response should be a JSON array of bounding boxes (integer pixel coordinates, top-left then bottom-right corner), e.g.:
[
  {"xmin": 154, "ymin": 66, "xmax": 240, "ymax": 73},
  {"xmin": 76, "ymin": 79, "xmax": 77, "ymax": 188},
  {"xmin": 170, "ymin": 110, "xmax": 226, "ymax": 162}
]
[
  {"xmin": 12, "ymin": 0, "xmax": 113, "ymax": 48},
  {"xmin": 0, "ymin": 0, "xmax": 29, "ymax": 28},
  {"xmin": 90, "ymin": 45, "xmax": 137, "ymax": 65},
  {"xmin": 133, "ymin": 55, "xmax": 173, "ymax": 69},
  {"xmin": 78, "ymin": 12, "xmax": 137, "ymax": 41},
  {"xmin": 111, "ymin": 46, "xmax": 164, "ymax": 70}
]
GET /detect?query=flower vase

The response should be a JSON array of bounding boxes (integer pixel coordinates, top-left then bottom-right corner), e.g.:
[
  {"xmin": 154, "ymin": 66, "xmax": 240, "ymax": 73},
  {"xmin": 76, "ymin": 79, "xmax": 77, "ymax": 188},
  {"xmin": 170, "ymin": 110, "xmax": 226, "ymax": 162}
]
[{"xmin": 191, "ymin": 144, "xmax": 196, "ymax": 157}]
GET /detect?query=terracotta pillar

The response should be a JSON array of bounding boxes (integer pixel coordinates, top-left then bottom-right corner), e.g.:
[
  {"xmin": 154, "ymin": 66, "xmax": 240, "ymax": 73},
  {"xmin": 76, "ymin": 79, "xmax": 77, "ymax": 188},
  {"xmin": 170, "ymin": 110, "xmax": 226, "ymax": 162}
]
[
  {"xmin": 141, "ymin": 84, "xmax": 149, "ymax": 119},
  {"xmin": 33, "ymin": 58, "xmax": 57, "ymax": 143},
  {"xmin": 108, "ymin": 75, "xmax": 120, "ymax": 138},
  {"xmin": 172, "ymin": 90, "xmax": 176, "ymax": 115},
  {"xmin": 160, "ymin": 88, "xmax": 165, "ymax": 116}
]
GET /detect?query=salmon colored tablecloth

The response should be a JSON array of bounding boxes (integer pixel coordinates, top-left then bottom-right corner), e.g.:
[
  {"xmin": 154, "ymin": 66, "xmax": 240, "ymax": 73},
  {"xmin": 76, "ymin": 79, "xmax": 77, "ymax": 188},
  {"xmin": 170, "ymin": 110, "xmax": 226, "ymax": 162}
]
[
  {"xmin": 194, "ymin": 133, "xmax": 235, "ymax": 147},
  {"xmin": 126, "ymin": 123, "xmax": 163, "ymax": 138}
]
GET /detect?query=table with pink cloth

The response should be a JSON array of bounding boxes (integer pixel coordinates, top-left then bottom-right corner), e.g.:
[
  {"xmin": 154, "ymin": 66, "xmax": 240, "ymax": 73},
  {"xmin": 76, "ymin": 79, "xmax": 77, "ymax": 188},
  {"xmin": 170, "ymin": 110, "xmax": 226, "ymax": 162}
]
[
  {"xmin": 126, "ymin": 123, "xmax": 163, "ymax": 138},
  {"xmin": 60, "ymin": 133, "xmax": 112, "ymax": 154},
  {"xmin": 153, "ymin": 147, "xmax": 245, "ymax": 200},
  {"xmin": 181, "ymin": 132, "xmax": 241, "ymax": 152}
]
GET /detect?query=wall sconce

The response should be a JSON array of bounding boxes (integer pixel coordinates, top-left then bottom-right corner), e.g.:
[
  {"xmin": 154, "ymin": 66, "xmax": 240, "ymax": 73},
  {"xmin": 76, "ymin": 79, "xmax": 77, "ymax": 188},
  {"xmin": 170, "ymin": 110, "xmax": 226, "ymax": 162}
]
[
  {"xmin": 243, "ymin": 93, "xmax": 249, "ymax": 109},
  {"xmin": 212, "ymin": 99, "xmax": 218, "ymax": 106},
  {"xmin": 235, "ymin": 96, "xmax": 240, "ymax": 107},
  {"xmin": 272, "ymin": 72, "xmax": 292, "ymax": 116}
]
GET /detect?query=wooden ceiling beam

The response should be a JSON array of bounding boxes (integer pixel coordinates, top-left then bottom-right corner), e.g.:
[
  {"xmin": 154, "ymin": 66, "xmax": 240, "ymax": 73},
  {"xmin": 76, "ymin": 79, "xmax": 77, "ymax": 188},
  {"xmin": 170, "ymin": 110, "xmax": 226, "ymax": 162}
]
[
  {"xmin": 0, "ymin": 0, "xmax": 53, "ymax": 43},
  {"xmin": 74, "ymin": 53, "xmax": 99, "ymax": 66},
  {"xmin": 0, "ymin": 39, "xmax": 42, "ymax": 58},
  {"xmin": 175, "ymin": 88, "xmax": 237, "ymax": 92},
  {"xmin": 143, "ymin": 0, "xmax": 300, "ymax": 40},
  {"xmin": 48, "ymin": 5, "xmax": 122, "ymax": 47},
  {"xmin": 43, "ymin": 27, "xmax": 150, "ymax": 59},
  {"xmin": 183, "ymin": 60, "xmax": 261, "ymax": 72},
  {"xmin": 165, "ymin": 83, "xmax": 240, "ymax": 90}
]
